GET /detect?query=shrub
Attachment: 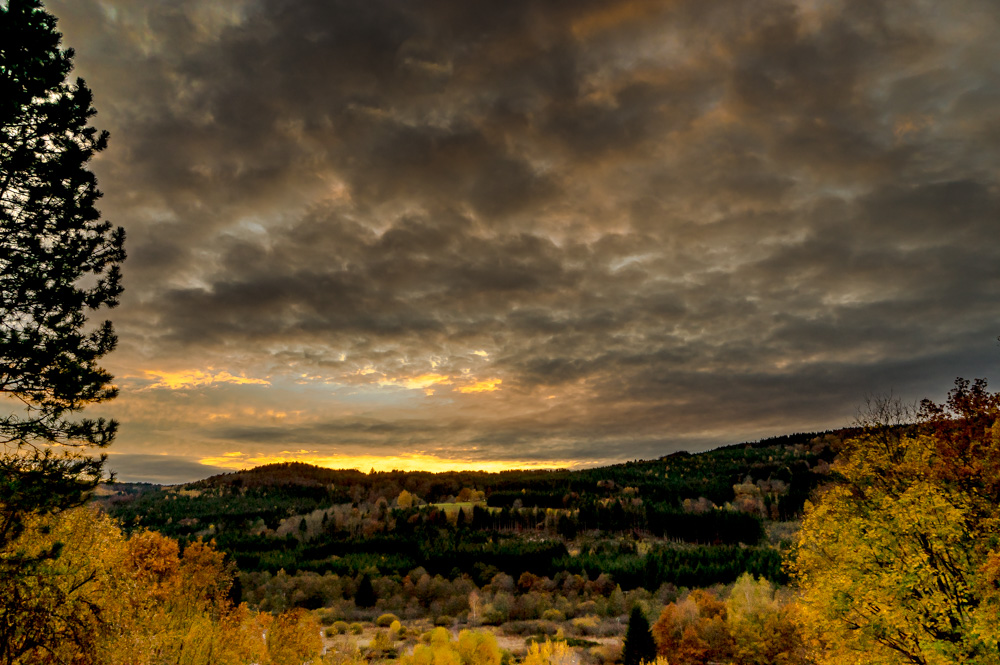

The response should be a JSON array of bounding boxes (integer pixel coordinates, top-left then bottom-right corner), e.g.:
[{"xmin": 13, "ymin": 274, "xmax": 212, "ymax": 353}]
[
  {"xmin": 377, "ymin": 613, "xmax": 401, "ymax": 627},
  {"xmin": 535, "ymin": 621, "xmax": 560, "ymax": 636},
  {"xmin": 571, "ymin": 615, "xmax": 600, "ymax": 636},
  {"xmin": 456, "ymin": 630, "xmax": 502, "ymax": 665},
  {"xmin": 434, "ymin": 615, "xmax": 455, "ymax": 627},
  {"xmin": 479, "ymin": 604, "xmax": 504, "ymax": 625},
  {"xmin": 588, "ymin": 644, "xmax": 622, "ymax": 665},
  {"xmin": 541, "ymin": 609, "xmax": 566, "ymax": 622},
  {"xmin": 350, "ymin": 622, "xmax": 363, "ymax": 635},
  {"xmin": 499, "ymin": 621, "xmax": 535, "ymax": 636},
  {"xmin": 367, "ymin": 630, "xmax": 396, "ymax": 659}
]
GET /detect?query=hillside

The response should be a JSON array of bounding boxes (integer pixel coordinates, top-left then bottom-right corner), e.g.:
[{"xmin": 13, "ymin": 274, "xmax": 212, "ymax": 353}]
[{"xmin": 96, "ymin": 429, "xmax": 846, "ymax": 613}]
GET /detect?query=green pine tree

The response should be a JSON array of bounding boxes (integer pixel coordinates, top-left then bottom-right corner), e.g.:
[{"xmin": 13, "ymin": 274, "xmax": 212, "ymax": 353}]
[
  {"xmin": 1, "ymin": 0, "xmax": 125, "ymax": 660},
  {"xmin": 355, "ymin": 574, "xmax": 377, "ymax": 608},
  {"xmin": 623, "ymin": 606, "xmax": 657, "ymax": 665},
  {"xmin": 1, "ymin": 0, "xmax": 125, "ymax": 544}
]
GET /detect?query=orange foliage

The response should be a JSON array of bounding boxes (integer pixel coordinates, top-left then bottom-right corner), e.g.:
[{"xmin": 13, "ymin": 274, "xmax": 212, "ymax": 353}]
[
  {"xmin": 652, "ymin": 589, "xmax": 732, "ymax": 665},
  {"xmin": 1, "ymin": 508, "xmax": 323, "ymax": 665},
  {"xmin": 267, "ymin": 608, "xmax": 324, "ymax": 665},
  {"xmin": 653, "ymin": 577, "xmax": 806, "ymax": 665}
]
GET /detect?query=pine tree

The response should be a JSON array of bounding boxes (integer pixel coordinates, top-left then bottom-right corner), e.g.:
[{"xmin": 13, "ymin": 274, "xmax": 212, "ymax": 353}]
[
  {"xmin": 1, "ymin": 4, "xmax": 125, "ymax": 657},
  {"xmin": 623, "ymin": 606, "xmax": 657, "ymax": 665},
  {"xmin": 1, "ymin": 0, "xmax": 125, "ymax": 547},
  {"xmin": 355, "ymin": 574, "xmax": 377, "ymax": 608}
]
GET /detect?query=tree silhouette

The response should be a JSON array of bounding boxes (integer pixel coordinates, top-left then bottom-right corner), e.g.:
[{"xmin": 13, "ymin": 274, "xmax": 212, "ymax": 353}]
[
  {"xmin": 623, "ymin": 606, "xmax": 657, "ymax": 665},
  {"xmin": 0, "ymin": 9, "xmax": 126, "ymax": 658},
  {"xmin": 355, "ymin": 574, "xmax": 377, "ymax": 607},
  {"xmin": 1, "ymin": 0, "xmax": 125, "ymax": 548}
]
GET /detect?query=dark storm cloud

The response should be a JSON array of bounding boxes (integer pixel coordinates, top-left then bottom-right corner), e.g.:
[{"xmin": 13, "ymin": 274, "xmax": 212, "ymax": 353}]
[{"xmin": 48, "ymin": 0, "xmax": 1000, "ymax": 479}]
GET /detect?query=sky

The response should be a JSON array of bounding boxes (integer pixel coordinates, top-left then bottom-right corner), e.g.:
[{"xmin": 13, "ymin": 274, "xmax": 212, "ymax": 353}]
[{"xmin": 43, "ymin": 0, "xmax": 1000, "ymax": 484}]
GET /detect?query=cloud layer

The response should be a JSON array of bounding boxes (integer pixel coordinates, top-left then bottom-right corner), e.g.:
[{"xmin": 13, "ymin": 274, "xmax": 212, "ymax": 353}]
[{"xmin": 50, "ymin": 0, "xmax": 1000, "ymax": 482}]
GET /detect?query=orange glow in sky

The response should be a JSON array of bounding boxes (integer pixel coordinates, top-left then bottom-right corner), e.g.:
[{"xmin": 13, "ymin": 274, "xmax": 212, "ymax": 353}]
[
  {"xmin": 198, "ymin": 451, "xmax": 582, "ymax": 474},
  {"xmin": 376, "ymin": 373, "xmax": 502, "ymax": 395},
  {"xmin": 458, "ymin": 378, "xmax": 502, "ymax": 393},
  {"xmin": 141, "ymin": 369, "xmax": 270, "ymax": 390}
]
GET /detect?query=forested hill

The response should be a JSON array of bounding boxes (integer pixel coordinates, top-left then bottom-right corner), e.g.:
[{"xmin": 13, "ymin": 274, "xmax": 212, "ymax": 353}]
[
  {"xmin": 98, "ymin": 429, "xmax": 846, "ymax": 594},
  {"xmin": 105, "ymin": 427, "xmax": 846, "ymax": 516}
]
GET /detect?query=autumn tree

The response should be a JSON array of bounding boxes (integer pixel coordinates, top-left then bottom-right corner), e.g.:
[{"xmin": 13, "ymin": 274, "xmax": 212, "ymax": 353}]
[
  {"xmin": 725, "ymin": 574, "xmax": 804, "ymax": 665},
  {"xmin": 266, "ymin": 608, "xmax": 324, "ymax": 665},
  {"xmin": 652, "ymin": 589, "xmax": 731, "ymax": 665},
  {"xmin": 0, "ymin": 508, "xmax": 120, "ymax": 663},
  {"xmin": 791, "ymin": 378, "xmax": 1000, "ymax": 665},
  {"xmin": 651, "ymin": 580, "xmax": 804, "ymax": 665},
  {"xmin": 520, "ymin": 638, "xmax": 573, "ymax": 665},
  {"xmin": 403, "ymin": 628, "xmax": 503, "ymax": 665},
  {"xmin": 1, "ymin": 0, "xmax": 125, "ymax": 544},
  {"xmin": 0, "ymin": 506, "xmax": 324, "ymax": 665},
  {"xmin": 397, "ymin": 489, "xmax": 417, "ymax": 508}
]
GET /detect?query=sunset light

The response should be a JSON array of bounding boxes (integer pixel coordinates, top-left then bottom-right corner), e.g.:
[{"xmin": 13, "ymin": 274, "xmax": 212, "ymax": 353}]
[
  {"xmin": 458, "ymin": 378, "xmax": 503, "ymax": 394},
  {"xmin": 141, "ymin": 369, "xmax": 271, "ymax": 390},
  {"xmin": 29, "ymin": 0, "xmax": 998, "ymax": 485},
  {"xmin": 7, "ymin": 1, "xmax": 1000, "ymax": 662},
  {"xmin": 197, "ymin": 451, "xmax": 582, "ymax": 474}
]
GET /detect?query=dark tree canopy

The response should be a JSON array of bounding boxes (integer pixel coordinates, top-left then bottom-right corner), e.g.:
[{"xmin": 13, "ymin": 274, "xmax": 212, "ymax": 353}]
[
  {"xmin": 623, "ymin": 606, "xmax": 657, "ymax": 665},
  {"xmin": 355, "ymin": 574, "xmax": 377, "ymax": 608},
  {"xmin": 0, "ymin": 0, "xmax": 125, "ymax": 544}
]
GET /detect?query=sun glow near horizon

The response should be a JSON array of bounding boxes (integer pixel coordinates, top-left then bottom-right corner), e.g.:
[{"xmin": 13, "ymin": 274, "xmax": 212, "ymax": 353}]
[{"xmin": 197, "ymin": 450, "xmax": 587, "ymax": 474}]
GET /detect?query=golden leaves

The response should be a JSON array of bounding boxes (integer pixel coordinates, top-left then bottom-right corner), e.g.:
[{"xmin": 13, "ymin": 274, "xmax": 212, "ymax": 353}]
[
  {"xmin": 789, "ymin": 428, "xmax": 1000, "ymax": 665},
  {"xmin": 1, "ymin": 508, "xmax": 323, "ymax": 665}
]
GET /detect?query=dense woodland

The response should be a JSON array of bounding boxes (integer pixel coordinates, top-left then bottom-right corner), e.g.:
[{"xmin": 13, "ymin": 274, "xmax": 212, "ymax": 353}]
[
  {"xmin": 9, "ymin": 379, "xmax": 1000, "ymax": 664},
  {"xmin": 98, "ymin": 430, "xmax": 840, "ymax": 605}
]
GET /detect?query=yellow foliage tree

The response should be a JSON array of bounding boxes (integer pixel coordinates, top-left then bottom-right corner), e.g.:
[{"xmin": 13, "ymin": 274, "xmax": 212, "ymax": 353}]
[
  {"xmin": 403, "ymin": 628, "xmax": 502, "ymax": 665},
  {"xmin": 266, "ymin": 608, "xmax": 324, "ymax": 665},
  {"xmin": 0, "ymin": 506, "xmax": 323, "ymax": 665},
  {"xmin": 0, "ymin": 508, "xmax": 123, "ymax": 664},
  {"xmin": 651, "ymin": 577, "xmax": 806, "ymax": 665},
  {"xmin": 456, "ymin": 629, "xmax": 502, "ymax": 665},
  {"xmin": 521, "ymin": 639, "xmax": 573, "ymax": 665},
  {"xmin": 725, "ymin": 574, "xmax": 804, "ymax": 665},
  {"xmin": 790, "ymin": 382, "xmax": 1000, "ymax": 665},
  {"xmin": 397, "ymin": 489, "xmax": 417, "ymax": 509}
]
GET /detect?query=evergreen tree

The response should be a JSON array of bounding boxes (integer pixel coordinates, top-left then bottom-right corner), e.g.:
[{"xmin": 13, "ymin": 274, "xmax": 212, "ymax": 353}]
[
  {"xmin": 355, "ymin": 574, "xmax": 377, "ymax": 607},
  {"xmin": 1, "ymin": 0, "xmax": 125, "ymax": 546},
  {"xmin": 623, "ymin": 606, "xmax": 657, "ymax": 665},
  {"xmin": 622, "ymin": 605, "xmax": 656, "ymax": 665},
  {"xmin": 1, "ymin": 2, "xmax": 124, "ymax": 658}
]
